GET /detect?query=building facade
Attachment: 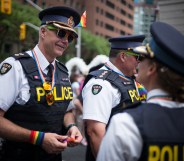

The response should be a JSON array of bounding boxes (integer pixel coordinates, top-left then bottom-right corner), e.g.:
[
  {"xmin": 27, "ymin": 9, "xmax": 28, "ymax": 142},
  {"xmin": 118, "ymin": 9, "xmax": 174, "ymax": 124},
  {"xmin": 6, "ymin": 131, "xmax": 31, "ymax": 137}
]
[
  {"xmin": 133, "ymin": 0, "xmax": 157, "ymax": 43},
  {"xmin": 157, "ymin": 0, "xmax": 184, "ymax": 35}
]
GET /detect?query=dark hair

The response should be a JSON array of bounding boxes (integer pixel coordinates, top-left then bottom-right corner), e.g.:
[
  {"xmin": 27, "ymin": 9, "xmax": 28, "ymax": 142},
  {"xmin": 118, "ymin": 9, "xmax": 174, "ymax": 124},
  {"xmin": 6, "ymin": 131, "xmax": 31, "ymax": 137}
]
[
  {"xmin": 109, "ymin": 49, "xmax": 121, "ymax": 58},
  {"xmin": 154, "ymin": 60, "xmax": 184, "ymax": 102}
]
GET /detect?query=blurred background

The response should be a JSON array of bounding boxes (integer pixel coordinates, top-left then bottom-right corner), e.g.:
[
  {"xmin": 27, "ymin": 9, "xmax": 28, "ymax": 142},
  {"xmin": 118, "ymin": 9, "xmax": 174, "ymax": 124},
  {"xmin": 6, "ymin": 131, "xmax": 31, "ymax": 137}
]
[{"xmin": 0, "ymin": 0, "xmax": 183, "ymax": 69}]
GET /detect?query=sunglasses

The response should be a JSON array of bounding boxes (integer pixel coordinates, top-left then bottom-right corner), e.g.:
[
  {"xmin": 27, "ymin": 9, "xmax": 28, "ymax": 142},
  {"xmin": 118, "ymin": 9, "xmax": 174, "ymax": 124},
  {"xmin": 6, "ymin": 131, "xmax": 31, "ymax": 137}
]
[
  {"xmin": 124, "ymin": 50, "xmax": 140, "ymax": 61},
  {"xmin": 138, "ymin": 56, "xmax": 146, "ymax": 62},
  {"xmin": 47, "ymin": 25, "xmax": 75, "ymax": 43}
]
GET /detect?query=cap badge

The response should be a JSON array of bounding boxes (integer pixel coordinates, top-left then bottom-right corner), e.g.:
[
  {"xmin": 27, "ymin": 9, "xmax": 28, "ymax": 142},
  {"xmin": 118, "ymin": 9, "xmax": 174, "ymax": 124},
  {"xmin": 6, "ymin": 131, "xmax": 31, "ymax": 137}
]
[
  {"xmin": 146, "ymin": 43, "xmax": 154, "ymax": 58},
  {"xmin": 68, "ymin": 16, "xmax": 74, "ymax": 27}
]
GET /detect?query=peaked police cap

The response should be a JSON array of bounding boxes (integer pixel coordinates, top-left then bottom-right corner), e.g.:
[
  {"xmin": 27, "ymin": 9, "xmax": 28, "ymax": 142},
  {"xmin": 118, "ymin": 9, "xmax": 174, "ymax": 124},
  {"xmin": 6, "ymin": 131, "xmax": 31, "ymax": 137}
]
[
  {"xmin": 39, "ymin": 6, "xmax": 80, "ymax": 38},
  {"xmin": 109, "ymin": 35, "xmax": 145, "ymax": 50}
]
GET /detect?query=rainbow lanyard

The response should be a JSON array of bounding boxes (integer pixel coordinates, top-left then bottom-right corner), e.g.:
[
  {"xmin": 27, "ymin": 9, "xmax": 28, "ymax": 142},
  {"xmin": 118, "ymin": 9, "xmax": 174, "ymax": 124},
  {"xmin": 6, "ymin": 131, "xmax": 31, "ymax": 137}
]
[
  {"xmin": 31, "ymin": 49, "xmax": 56, "ymax": 90},
  {"xmin": 147, "ymin": 95, "xmax": 173, "ymax": 101},
  {"xmin": 104, "ymin": 63, "xmax": 147, "ymax": 97}
]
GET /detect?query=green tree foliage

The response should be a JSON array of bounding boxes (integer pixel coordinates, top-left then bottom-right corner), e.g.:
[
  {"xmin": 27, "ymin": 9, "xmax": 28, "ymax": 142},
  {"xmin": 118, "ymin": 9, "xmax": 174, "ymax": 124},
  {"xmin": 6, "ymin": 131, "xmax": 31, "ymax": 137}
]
[
  {"xmin": 81, "ymin": 29, "xmax": 110, "ymax": 64},
  {"xmin": 60, "ymin": 29, "xmax": 110, "ymax": 64},
  {"xmin": 0, "ymin": 0, "xmax": 39, "ymax": 60}
]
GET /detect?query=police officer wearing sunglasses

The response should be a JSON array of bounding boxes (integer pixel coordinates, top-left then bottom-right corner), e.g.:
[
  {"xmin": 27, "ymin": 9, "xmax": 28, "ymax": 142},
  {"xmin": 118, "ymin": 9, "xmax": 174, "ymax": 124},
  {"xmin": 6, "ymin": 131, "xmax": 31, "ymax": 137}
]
[
  {"xmin": 82, "ymin": 35, "xmax": 147, "ymax": 161},
  {"xmin": 97, "ymin": 22, "xmax": 184, "ymax": 161},
  {"xmin": 0, "ymin": 6, "xmax": 83, "ymax": 161}
]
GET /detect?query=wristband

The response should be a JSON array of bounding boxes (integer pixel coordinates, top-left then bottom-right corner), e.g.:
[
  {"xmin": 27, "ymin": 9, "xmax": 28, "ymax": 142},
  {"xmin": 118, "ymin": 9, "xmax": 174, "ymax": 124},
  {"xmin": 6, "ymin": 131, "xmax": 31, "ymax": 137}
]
[
  {"xmin": 30, "ymin": 130, "xmax": 45, "ymax": 145},
  {"xmin": 66, "ymin": 123, "xmax": 77, "ymax": 131}
]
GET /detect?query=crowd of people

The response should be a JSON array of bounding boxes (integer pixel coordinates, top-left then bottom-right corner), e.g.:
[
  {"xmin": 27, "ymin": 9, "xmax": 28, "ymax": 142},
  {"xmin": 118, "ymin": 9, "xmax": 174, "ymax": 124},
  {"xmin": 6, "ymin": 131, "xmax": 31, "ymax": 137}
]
[{"xmin": 0, "ymin": 5, "xmax": 184, "ymax": 161}]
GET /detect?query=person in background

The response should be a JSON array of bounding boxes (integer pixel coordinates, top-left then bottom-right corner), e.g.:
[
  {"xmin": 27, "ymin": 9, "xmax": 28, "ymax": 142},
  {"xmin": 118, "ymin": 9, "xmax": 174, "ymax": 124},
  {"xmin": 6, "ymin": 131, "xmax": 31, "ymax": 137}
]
[
  {"xmin": 0, "ymin": 6, "xmax": 82, "ymax": 161},
  {"xmin": 69, "ymin": 64, "xmax": 105, "ymax": 147},
  {"xmin": 82, "ymin": 35, "xmax": 146, "ymax": 161},
  {"xmin": 97, "ymin": 22, "xmax": 184, "ymax": 161}
]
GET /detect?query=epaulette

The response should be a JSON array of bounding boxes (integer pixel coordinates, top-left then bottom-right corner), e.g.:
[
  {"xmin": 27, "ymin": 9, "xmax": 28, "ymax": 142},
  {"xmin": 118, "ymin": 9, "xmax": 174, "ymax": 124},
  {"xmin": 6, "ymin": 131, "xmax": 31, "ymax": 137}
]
[
  {"xmin": 13, "ymin": 53, "xmax": 37, "ymax": 74},
  {"xmin": 13, "ymin": 52, "xmax": 31, "ymax": 59},
  {"xmin": 90, "ymin": 70, "xmax": 113, "ymax": 80},
  {"xmin": 92, "ymin": 70, "xmax": 132, "ymax": 85}
]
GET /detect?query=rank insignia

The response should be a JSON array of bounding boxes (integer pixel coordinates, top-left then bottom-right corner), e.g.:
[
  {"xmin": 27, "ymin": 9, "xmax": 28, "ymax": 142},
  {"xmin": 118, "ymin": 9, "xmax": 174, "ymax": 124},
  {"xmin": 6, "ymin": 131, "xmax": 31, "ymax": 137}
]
[
  {"xmin": 92, "ymin": 84, "xmax": 102, "ymax": 95},
  {"xmin": 0, "ymin": 63, "xmax": 12, "ymax": 75}
]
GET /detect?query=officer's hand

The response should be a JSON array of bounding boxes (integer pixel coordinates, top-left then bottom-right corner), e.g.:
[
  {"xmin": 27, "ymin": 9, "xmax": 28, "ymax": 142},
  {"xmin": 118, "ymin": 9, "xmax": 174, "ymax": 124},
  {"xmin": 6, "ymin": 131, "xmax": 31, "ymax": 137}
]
[
  {"xmin": 67, "ymin": 126, "xmax": 83, "ymax": 147},
  {"xmin": 41, "ymin": 133, "xmax": 68, "ymax": 154}
]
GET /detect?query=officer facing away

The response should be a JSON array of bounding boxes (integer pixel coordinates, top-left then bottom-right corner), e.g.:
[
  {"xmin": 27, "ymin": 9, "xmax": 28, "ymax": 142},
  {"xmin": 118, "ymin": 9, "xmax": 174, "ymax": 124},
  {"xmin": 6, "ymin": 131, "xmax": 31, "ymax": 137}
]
[
  {"xmin": 97, "ymin": 22, "xmax": 184, "ymax": 161},
  {"xmin": 82, "ymin": 35, "xmax": 147, "ymax": 161},
  {"xmin": 0, "ymin": 6, "xmax": 83, "ymax": 161}
]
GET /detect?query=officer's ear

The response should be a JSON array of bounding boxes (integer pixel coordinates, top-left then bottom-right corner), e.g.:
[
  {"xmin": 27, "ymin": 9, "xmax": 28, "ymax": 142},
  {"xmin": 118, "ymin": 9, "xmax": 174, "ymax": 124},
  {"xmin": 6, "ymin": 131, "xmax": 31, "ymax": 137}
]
[
  {"xmin": 40, "ymin": 26, "xmax": 47, "ymax": 38},
  {"xmin": 147, "ymin": 61, "xmax": 157, "ymax": 76},
  {"xmin": 119, "ymin": 51, "xmax": 126, "ymax": 63}
]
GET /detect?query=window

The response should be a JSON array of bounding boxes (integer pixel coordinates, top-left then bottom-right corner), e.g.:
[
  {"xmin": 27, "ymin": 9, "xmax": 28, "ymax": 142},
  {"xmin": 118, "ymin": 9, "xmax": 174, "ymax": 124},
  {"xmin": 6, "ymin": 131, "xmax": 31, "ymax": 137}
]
[
  {"xmin": 128, "ymin": 4, "xmax": 133, "ymax": 10},
  {"xmin": 120, "ymin": 30, "xmax": 125, "ymax": 35},
  {"xmin": 106, "ymin": 0, "xmax": 115, "ymax": 9},
  {"xmin": 120, "ymin": 20, "xmax": 126, "ymax": 25},
  {"xmin": 121, "ymin": 9, "xmax": 126, "ymax": 15},
  {"xmin": 106, "ymin": 12, "xmax": 114, "ymax": 20},
  {"xmin": 96, "ymin": 19, "xmax": 99, "ymax": 25},
  {"xmin": 121, "ymin": 0, "xmax": 126, "ymax": 5},
  {"xmin": 128, "ymin": 14, "xmax": 133, "ymax": 19},
  {"xmin": 128, "ymin": 24, "xmax": 133, "ymax": 29},
  {"xmin": 105, "ymin": 24, "xmax": 114, "ymax": 31}
]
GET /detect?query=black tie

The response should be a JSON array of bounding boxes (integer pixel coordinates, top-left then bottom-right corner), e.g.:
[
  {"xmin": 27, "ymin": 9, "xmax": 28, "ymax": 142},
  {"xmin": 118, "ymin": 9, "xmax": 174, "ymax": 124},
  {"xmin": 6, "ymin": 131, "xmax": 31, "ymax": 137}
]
[{"xmin": 47, "ymin": 64, "xmax": 54, "ymax": 80}]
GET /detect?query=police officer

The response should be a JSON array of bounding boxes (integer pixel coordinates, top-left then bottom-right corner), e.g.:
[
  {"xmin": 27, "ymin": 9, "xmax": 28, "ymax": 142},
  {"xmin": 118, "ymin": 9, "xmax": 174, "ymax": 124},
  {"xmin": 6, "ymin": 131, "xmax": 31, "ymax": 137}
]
[
  {"xmin": 0, "ymin": 6, "xmax": 82, "ymax": 161},
  {"xmin": 97, "ymin": 22, "xmax": 184, "ymax": 161},
  {"xmin": 82, "ymin": 35, "xmax": 146, "ymax": 161}
]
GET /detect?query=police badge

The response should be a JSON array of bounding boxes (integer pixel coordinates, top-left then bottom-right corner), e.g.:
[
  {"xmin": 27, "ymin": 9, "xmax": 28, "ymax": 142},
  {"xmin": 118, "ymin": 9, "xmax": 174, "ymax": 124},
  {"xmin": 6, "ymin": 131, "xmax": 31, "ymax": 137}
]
[
  {"xmin": 92, "ymin": 84, "xmax": 102, "ymax": 95},
  {"xmin": 0, "ymin": 63, "xmax": 12, "ymax": 75}
]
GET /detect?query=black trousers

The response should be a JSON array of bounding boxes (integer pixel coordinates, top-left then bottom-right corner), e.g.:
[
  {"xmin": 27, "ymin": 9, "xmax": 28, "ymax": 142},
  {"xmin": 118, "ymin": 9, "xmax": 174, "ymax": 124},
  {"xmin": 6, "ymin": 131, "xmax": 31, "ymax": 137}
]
[{"xmin": 0, "ymin": 141, "xmax": 62, "ymax": 161}]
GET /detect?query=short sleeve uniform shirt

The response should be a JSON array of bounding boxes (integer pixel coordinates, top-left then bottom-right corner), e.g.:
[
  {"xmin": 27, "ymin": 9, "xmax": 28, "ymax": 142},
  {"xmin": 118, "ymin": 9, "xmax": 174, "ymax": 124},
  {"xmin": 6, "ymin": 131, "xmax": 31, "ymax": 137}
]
[{"xmin": 82, "ymin": 60, "xmax": 122, "ymax": 124}]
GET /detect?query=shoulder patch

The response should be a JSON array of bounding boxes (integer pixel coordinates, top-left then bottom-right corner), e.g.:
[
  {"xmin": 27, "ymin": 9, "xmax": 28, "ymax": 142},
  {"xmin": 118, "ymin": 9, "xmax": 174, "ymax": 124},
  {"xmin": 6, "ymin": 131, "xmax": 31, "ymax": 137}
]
[
  {"xmin": 0, "ymin": 63, "xmax": 12, "ymax": 75},
  {"xmin": 92, "ymin": 84, "xmax": 102, "ymax": 95}
]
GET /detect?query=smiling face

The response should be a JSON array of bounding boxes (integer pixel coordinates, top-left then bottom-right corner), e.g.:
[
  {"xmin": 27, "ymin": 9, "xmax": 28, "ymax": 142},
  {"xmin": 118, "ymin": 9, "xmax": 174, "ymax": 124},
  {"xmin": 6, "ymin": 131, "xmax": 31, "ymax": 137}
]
[{"xmin": 38, "ymin": 26, "xmax": 72, "ymax": 62}]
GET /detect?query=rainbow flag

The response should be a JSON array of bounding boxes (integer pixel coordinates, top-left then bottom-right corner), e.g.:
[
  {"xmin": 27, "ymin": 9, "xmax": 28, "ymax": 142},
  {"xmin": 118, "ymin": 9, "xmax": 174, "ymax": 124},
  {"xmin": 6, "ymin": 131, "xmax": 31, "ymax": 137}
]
[
  {"xmin": 77, "ymin": 11, "xmax": 86, "ymax": 27},
  {"xmin": 135, "ymin": 81, "xmax": 147, "ymax": 100}
]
